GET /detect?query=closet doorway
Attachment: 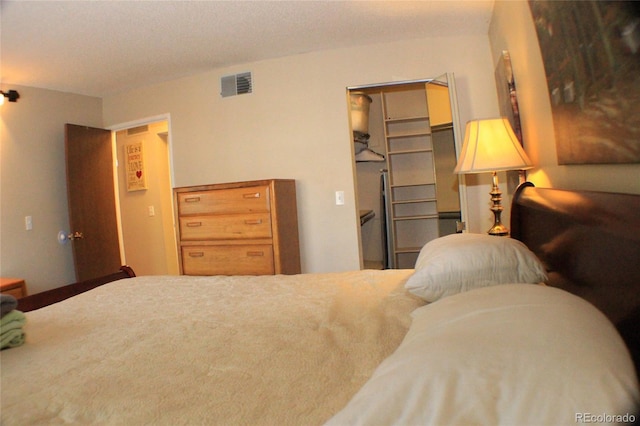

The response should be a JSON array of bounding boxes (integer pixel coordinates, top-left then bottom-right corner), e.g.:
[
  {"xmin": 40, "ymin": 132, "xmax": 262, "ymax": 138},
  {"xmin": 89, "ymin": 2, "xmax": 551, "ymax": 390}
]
[{"xmin": 348, "ymin": 74, "xmax": 467, "ymax": 269}]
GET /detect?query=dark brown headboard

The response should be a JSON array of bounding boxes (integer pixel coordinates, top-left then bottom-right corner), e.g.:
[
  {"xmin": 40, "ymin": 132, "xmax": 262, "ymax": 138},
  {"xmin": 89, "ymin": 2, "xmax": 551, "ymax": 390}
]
[
  {"xmin": 510, "ymin": 183, "xmax": 640, "ymax": 374},
  {"xmin": 510, "ymin": 182, "xmax": 640, "ymax": 323}
]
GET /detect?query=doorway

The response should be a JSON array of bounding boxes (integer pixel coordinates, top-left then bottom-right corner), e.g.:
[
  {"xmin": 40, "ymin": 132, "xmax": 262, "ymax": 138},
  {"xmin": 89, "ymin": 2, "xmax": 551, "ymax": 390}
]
[
  {"xmin": 113, "ymin": 119, "xmax": 179, "ymax": 275},
  {"xmin": 348, "ymin": 74, "xmax": 468, "ymax": 269}
]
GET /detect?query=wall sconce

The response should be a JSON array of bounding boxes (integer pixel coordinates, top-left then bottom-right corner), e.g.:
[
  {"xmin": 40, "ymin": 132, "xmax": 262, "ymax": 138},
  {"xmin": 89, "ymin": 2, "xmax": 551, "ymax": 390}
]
[{"xmin": 0, "ymin": 90, "xmax": 20, "ymax": 105}]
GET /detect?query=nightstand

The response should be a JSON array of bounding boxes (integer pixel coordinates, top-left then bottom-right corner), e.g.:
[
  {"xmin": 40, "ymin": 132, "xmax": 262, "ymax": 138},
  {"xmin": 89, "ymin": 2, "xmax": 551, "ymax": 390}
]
[{"xmin": 0, "ymin": 278, "xmax": 27, "ymax": 299}]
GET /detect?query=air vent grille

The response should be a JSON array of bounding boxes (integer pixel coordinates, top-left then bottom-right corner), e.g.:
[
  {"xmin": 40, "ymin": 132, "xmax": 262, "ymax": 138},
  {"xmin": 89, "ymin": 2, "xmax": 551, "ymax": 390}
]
[{"xmin": 221, "ymin": 72, "xmax": 253, "ymax": 98}]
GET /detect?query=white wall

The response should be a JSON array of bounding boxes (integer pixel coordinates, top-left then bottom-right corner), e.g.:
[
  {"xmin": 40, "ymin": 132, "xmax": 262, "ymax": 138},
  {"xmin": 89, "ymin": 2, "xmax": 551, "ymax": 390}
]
[
  {"xmin": 0, "ymin": 85, "xmax": 103, "ymax": 294},
  {"xmin": 489, "ymin": 1, "xmax": 640, "ymax": 195},
  {"xmin": 1, "ymin": 34, "xmax": 500, "ymax": 294},
  {"xmin": 103, "ymin": 35, "xmax": 499, "ymax": 273}
]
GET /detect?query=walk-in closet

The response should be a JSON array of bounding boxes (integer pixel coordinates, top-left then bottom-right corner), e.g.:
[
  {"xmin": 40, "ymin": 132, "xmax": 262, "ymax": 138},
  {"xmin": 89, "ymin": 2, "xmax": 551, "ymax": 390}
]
[{"xmin": 350, "ymin": 74, "xmax": 465, "ymax": 269}]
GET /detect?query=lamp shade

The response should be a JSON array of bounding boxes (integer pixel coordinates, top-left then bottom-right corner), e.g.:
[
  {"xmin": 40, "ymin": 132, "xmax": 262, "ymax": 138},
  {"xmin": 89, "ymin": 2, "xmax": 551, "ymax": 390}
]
[{"xmin": 454, "ymin": 118, "xmax": 533, "ymax": 174}]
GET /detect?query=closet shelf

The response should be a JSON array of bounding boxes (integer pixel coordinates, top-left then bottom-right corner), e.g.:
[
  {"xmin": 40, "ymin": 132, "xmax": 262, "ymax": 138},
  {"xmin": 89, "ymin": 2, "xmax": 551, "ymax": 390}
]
[
  {"xmin": 385, "ymin": 130, "xmax": 431, "ymax": 139},
  {"xmin": 385, "ymin": 115, "xmax": 429, "ymax": 123},
  {"xmin": 377, "ymin": 80, "xmax": 460, "ymax": 270},
  {"xmin": 392, "ymin": 197, "xmax": 437, "ymax": 205},
  {"xmin": 392, "ymin": 214, "xmax": 439, "ymax": 221},
  {"xmin": 390, "ymin": 182, "xmax": 435, "ymax": 188},
  {"xmin": 387, "ymin": 148, "xmax": 433, "ymax": 155},
  {"xmin": 431, "ymin": 122, "xmax": 454, "ymax": 132}
]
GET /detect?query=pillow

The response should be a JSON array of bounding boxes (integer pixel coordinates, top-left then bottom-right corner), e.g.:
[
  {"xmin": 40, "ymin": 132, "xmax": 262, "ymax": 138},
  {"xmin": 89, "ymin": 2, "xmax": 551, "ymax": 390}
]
[
  {"xmin": 326, "ymin": 284, "xmax": 640, "ymax": 425},
  {"xmin": 405, "ymin": 233, "xmax": 547, "ymax": 302}
]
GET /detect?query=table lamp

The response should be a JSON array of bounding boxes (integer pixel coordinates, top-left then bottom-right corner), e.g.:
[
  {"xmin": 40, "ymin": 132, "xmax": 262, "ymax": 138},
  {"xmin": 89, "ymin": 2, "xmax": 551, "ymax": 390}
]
[{"xmin": 454, "ymin": 118, "xmax": 533, "ymax": 236}]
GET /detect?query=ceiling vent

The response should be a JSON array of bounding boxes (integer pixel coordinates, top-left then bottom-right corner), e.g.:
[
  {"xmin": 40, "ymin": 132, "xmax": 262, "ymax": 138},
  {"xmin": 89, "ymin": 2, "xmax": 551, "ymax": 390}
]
[{"xmin": 220, "ymin": 72, "xmax": 253, "ymax": 98}]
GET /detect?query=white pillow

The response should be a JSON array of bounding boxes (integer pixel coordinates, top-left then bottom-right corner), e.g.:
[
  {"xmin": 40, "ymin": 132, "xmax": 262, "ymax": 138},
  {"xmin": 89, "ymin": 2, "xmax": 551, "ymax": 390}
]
[
  {"xmin": 327, "ymin": 284, "xmax": 640, "ymax": 426},
  {"xmin": 405, "ymin": 233, "xmax": 547, "ymax": 302}
]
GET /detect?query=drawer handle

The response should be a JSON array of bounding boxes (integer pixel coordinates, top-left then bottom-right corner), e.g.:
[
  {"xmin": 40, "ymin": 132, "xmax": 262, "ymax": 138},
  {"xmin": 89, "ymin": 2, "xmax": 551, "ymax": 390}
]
[
  {"xmin": 188, "ymin": 252, "xmax": 204, "ymax": 257},
  {"xmin": 186, "ymin": 222, "xmax": 202, "ymax": 227},
  {"xmin": 243, "ymin": 192, "xmax": 261, "ymax": 199},
  {"xmin": 244, "ymin": 219, "xmax": 263, "ymax": 225},
  {"xmin": 184, "ymin": 196, "xmax": 201, "ymax": 203},
  {"xmin": 247, "ymin": 251, "xmax": 265, "ymax": 257}
]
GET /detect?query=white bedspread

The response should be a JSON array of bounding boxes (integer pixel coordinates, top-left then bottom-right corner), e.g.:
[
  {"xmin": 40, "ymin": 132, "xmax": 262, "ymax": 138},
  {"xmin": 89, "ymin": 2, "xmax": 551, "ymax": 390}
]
[{"xmin": 1, "ymin": 270, "xmax": 422, "ymax": 425}]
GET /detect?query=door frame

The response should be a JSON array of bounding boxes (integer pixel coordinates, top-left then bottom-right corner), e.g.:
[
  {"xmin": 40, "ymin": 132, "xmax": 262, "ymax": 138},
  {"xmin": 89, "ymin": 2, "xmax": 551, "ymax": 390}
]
[
  {"xmin": 106, "ymin": 113, "xmax": 176, "ymax": 266},
  {"xmin": 347, "ymin": 74, "xmax": 469, "ymax": 267}
]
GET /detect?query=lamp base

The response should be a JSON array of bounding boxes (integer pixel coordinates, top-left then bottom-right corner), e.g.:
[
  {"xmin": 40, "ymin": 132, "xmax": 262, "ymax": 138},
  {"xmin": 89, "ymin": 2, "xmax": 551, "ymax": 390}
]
[
  {"xmin": 487, "ymin": 223, "xmax": 509, "ymax": 236},
  {"xmin": 487, "ymin": 171, "xmax": 509, "ymax": 237}
]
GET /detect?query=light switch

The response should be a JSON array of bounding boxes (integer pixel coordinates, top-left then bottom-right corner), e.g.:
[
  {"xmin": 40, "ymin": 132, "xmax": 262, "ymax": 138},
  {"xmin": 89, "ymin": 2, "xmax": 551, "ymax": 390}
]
[
  {"xmin": 335, "ymin": 191, "xmax": 345, "ymax": 206},
  {"xmin": 25, "ymin": 216, "xmax": 33, "ymax": 230}
]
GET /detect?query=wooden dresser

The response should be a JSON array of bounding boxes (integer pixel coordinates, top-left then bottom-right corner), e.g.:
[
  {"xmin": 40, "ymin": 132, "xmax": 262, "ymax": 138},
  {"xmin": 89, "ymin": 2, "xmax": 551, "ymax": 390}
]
[{"xmin": 174, "ymin": 179, "xmax": 301, "ymax": 276}]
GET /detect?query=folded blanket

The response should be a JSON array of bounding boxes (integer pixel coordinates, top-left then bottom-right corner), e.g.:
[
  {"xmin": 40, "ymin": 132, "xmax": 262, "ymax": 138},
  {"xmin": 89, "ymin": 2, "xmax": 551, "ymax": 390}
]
[
  {"xmin": 1, "ymin": 294, "xmax": 18, "ymax": 318},
  {"xmin": 1, "ymin": 310, "xmax": 26, "ymax": 349}
]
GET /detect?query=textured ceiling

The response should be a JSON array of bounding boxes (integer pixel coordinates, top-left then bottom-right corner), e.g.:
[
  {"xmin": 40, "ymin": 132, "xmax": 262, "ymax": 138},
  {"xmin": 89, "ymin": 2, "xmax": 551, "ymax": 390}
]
[{"xmin": 0, "ymin": 0, "xmax": 494, "ymax": 97}]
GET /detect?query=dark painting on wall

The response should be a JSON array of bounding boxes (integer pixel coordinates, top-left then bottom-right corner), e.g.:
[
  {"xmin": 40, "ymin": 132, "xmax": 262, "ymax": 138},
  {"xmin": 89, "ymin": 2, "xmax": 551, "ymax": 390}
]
[
  {"xmin": 528, "ymin": 0, "xmax": 640, "ymax": 164},
  {"xmin": 495, "ymin": 50, "xmax": 524, "ymax": 145},
  {"xmin": 495, "ymin": 50, "xmax": 527, "ymax": 187}
]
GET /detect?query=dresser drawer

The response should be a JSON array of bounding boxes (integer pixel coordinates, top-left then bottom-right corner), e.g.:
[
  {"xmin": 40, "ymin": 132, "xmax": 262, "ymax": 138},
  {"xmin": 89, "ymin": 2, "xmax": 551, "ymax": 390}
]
[
  {"xmin": 180, "ymin": 212, "xmax": 272, "ymax": 240},
  {"xmin": 182, "ymin": 245, "xmax": 275, "ymax": 275},
  {"xmin": 178, "ymin": 185, "xmax": 270, "ymax": 215}
]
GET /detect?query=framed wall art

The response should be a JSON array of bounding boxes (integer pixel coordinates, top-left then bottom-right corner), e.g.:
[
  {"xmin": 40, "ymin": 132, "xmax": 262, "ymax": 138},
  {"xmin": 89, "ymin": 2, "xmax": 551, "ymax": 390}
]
[
  {"xmin": 495, "ymin": 50, "xmax": 527, "ymax": 186},
  {"xmin": 495, "ymin": 50, "xmax": 523, "ymax": 145},
  {"xmin": 125, "ymin": 141, "xmax": 147, "ymax": 191},
  {"xmin": 528, "ymin": 0, "xmax": 640, "ymax": 164}
]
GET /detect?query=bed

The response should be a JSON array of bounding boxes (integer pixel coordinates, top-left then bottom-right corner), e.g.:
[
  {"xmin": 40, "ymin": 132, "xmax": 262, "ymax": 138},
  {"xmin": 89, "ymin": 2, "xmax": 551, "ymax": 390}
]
[{"xmin": 1, "ymin": 183, "xmax": 639, "ymax": 425}]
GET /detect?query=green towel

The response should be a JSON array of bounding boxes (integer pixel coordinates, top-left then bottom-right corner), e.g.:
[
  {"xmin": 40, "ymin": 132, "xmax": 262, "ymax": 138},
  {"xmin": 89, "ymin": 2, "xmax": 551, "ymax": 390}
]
[
  {"xmin": 0, "ymin": 310, "xmax": 26, "ymax": 349},
  {"xmin": 1, "ymin": 328, "xmax": 25, "ymax": 349}
]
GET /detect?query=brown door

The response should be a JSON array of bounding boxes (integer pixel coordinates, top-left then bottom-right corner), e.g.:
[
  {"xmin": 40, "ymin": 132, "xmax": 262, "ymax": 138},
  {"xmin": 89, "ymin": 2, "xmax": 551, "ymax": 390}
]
[{"xmin": 65, "ymin": 124, "xmax": 122, "ymax": 281}]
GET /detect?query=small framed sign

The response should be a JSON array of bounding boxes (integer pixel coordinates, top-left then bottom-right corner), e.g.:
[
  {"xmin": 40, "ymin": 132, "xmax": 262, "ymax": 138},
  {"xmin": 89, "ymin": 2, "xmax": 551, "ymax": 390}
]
[{"xmin": 125, "ymin": 141, "xmax": 147, "ymax": 191}]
